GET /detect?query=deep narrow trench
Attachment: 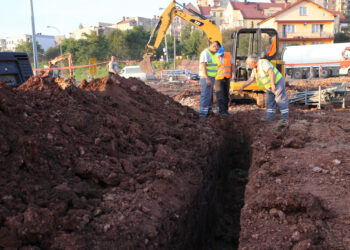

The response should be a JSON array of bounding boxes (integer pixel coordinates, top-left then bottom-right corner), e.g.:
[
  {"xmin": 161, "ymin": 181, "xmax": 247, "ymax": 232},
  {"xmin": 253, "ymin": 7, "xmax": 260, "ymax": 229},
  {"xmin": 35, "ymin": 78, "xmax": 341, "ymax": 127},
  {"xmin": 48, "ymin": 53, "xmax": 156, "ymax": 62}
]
[{"xmin": 188, "ymin": 126, "xmax": 253, "ymax": 250}]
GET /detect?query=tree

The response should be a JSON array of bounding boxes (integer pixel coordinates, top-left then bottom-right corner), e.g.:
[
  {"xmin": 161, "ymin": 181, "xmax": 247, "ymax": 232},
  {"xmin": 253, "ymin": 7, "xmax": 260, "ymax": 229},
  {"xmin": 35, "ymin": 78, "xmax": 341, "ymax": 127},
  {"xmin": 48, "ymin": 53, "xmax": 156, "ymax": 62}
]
[
  {"xmin": 61, "ymin": 38, "xmax": 88, "ymax": 63},
  {"xmin": 183, "ymin": 30, "xmax": 204, "ymax": 59},
  {"xmin": 61, "ymin": 32, "xmax": 109, "ymax": 64},
  {"xmin": 222, "ymin": 29, "xmax": 234, "ymax": 53},
  {"xmin": 197, "ymin": 36, "xmax": 209, "ymax": 57},
  {"xmin": 82, "ymin": 31, "xmax": 109, "ymax": 62},
  {"xmin": 334, "ymin": 32, "xmax": 350, "ymax": 43},
  {"xmin": 181, "ymin": 24, "xmax": 192, "ymax": 43},
  {"xmin": 15, "ymin": 41, "xmax": 44, "ymax": 62},
  {"xmin": 107, "ymin": 29, "xmax": 127, "ymax": 59},
  {"xmin": 45, "ymin": 47, "xmax": 61, "ymax": 60},
  {"xmin": 124, "ymin": 26, "xmax": 151, "ymax": 60},
  {"xmin": 79, "ymin": 23, "xmax": 84, "ymax": 29}
]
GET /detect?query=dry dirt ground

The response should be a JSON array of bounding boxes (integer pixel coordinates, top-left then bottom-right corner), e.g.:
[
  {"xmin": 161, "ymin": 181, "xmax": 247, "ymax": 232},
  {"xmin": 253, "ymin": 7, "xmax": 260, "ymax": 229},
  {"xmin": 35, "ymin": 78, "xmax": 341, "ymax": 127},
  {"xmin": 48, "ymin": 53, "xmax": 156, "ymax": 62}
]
[{"xmin": 0, "ymin": 74, "xmax": 349, "ymax": 249}]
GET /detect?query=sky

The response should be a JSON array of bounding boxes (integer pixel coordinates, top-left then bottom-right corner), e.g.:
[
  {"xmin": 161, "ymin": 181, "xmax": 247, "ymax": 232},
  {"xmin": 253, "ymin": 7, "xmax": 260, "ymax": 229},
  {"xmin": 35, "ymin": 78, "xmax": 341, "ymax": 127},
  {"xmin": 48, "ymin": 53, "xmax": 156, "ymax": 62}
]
[{"xmin": 0, "ymin": 0, "xmax": 197, "ymax": 38}]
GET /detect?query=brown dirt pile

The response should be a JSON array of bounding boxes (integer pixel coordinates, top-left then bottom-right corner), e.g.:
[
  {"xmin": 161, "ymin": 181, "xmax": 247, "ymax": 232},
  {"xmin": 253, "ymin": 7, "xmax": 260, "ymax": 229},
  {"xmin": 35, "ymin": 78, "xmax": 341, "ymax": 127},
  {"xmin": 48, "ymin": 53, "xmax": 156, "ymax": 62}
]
[
  {"xmin": 288, "ymin": 76, "xmax": 350, "ymax": 91},
  {"xmin": 0, "ymin": 74, "xmax": 221, "ymax": 249},
  {"xmin": 239, "ymin": 108, "xmax": 350, "ymax": 249},
  {"xmin": 1, "ymin": 71, "xmax": 350, "ymax": 249}
]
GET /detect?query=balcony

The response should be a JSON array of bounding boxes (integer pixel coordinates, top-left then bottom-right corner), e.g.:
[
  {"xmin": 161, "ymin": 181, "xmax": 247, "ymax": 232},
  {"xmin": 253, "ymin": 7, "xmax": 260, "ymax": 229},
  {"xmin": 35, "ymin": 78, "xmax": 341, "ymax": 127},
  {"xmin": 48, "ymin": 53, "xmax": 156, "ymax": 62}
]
[{"xmin": 279, "ymin": 32, "xmax": 334, "ymax": 41}]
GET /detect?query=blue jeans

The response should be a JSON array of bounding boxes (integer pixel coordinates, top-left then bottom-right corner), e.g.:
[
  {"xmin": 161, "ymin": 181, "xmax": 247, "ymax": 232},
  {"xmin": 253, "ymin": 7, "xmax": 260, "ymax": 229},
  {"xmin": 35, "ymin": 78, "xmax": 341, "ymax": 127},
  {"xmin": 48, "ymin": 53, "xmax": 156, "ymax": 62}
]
[
  {"xmin": 266, "ymin": 78, "xmax": 289, "ymax": 119},
  {"xmin": 199, "ymin": 77, "xmax": 215, "ymax": 118},
  {"xmin": 215, "ymin": 78, "xmax": 230, "ymax": 114}
]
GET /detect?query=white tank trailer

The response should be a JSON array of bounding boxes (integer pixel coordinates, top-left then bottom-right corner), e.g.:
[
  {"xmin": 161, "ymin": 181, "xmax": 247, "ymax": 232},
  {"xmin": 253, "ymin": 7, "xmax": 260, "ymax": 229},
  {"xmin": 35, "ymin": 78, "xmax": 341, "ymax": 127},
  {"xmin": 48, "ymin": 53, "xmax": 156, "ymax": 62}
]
[{"xmin": 282, "ymin": 42, "xmax": 350, "ymax": 79}]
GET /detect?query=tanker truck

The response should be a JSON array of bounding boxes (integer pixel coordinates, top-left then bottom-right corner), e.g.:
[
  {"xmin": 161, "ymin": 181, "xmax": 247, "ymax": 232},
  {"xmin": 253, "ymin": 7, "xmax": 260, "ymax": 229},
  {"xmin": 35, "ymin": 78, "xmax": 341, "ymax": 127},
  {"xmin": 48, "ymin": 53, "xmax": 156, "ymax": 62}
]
[{"xmin": 282, "ymin": 42, "xmax": 350, "ymax": 79}]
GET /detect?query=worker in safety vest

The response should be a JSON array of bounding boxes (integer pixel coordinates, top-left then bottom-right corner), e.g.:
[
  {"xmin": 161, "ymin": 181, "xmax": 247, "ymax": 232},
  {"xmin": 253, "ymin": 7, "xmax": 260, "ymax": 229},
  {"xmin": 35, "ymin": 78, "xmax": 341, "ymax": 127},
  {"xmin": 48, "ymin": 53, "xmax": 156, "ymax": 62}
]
[
  {"xmin": 238, "ymin": 56, "xmax": 289, "ymax": 125},
  {"xmin": 199, "ymin": 41, "xmax": 221, "ymax": 118},
  {"xmin": 214, "ymin": 45, "xmax": 235, "ymax": 115}
]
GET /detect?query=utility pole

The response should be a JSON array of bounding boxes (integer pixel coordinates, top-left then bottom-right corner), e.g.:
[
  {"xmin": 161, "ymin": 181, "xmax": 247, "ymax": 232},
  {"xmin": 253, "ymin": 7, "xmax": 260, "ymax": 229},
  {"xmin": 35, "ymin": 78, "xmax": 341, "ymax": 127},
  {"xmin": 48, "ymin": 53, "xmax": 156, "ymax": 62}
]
[
  {"xmin": 164, "ymin": 35, "xmax": 169, "ymax": 63},
  {"xmin": 30, "ymin": 0, "xmax": 39, "ymax": 74},
  {"xmin": 173, "ymin": 23, "xmax": 176, "ymax": 70}
]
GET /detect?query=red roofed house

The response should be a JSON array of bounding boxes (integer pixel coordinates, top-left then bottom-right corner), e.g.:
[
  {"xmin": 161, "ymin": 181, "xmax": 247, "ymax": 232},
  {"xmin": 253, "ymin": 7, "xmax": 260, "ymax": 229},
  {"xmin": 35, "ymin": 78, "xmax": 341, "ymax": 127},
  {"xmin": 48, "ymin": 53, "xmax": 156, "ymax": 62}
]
[
  {"xmin": 259, "ymin": 0, "xmax": 337, "ymax": 47},
  {"xmin": 223, "ymin": 1, "xmax": 286, "ymax": 30},
  {"xmin": 331, "ymin": 11, "xmax": 349, "ymax": 32}
]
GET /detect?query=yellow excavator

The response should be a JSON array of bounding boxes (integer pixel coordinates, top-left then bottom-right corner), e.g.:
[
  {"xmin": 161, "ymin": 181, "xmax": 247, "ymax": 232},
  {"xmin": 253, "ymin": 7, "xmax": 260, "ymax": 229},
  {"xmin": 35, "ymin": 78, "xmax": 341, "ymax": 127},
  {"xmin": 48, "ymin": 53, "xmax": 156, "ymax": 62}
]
[
  {"xmin": 139, "ymin": 0, "xmax": 222, "ymax": 74},
  {"xmin": 48, "ymin": 53, "xmax": 74, "ymax": 78}
]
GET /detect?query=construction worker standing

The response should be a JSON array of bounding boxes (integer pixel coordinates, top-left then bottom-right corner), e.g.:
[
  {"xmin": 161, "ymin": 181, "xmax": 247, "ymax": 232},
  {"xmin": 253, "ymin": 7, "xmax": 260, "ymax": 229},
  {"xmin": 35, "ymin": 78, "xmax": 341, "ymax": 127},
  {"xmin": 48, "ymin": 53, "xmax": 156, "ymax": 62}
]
[
  {"xmin": 238, "ymin": 56, "xmax": 289, "ymax": 125},
  {"xmin": 199, "ymin": 41, "xmax": 220, "ymax": 119},
  {"xmin": 108, "ymin": 56, "xmax": 119, "ymax": 77},
  {"xmin": 215, "ymin": 45, "xmax": 235, "ymax": 115}
]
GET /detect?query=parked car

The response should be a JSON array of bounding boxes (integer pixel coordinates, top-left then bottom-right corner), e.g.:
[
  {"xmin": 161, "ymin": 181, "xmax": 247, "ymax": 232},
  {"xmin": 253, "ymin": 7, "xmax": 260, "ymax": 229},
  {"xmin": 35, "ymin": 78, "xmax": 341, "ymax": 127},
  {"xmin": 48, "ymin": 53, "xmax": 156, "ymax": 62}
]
[
  {"xmin": 120, "ymin": 66, "xmax": 157, "ymax": 81},
  {"xmin": 166, "ymin": 70, "xmax": 199, "ymax": 81},
  {"xmin": 187, "ymin": 70, "xmax": 200, "ymax": 80}
]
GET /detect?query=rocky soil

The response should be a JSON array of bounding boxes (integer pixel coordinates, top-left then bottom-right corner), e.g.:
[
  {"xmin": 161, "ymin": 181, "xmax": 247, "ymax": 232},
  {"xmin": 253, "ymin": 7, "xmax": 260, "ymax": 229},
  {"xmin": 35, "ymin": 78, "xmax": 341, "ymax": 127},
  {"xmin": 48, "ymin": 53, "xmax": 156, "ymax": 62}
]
[{"xmin": 0, "ymin": 73, "xmax": 349, "ymax": 249}]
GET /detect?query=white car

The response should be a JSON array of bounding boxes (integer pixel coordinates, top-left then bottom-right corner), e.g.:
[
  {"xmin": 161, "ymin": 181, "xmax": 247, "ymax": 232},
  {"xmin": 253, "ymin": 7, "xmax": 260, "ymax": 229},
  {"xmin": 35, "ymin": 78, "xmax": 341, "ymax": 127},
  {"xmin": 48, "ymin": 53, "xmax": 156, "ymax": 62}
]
[{"xmin": 120, "ymin": 66, "xmax": 157, "ymax": 81}]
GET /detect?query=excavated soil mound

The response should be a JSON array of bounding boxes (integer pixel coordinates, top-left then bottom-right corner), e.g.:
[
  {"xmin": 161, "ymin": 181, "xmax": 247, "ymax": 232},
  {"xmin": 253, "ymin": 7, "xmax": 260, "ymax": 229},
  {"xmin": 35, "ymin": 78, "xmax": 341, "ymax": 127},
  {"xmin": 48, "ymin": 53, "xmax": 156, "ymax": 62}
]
[
  {"xmin": 0, "ymin": 74, "xmax": 227, "ymax": 249},
  {"xmin": 288, "ymin": 76, "xmax": 350, "ymax": 91},
  {"xmin": 239, "ymin": 108, "xmax": 350, "ymax": 249},
  {"xmin": 1, "ymin": 72, "xmax": 350, "ymax": 249}
]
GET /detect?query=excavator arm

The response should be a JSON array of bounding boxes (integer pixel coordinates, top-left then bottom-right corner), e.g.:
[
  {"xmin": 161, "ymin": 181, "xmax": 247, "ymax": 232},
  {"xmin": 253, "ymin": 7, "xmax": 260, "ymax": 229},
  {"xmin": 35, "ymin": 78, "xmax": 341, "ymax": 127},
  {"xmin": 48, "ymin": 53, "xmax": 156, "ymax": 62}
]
[
  {"xmin": 49, "ymin": 53, "xmax": 74, "ymax": 78},
  {"xmin": 140, "ymin": 0, "xmax": 222, "ymax": 74}
]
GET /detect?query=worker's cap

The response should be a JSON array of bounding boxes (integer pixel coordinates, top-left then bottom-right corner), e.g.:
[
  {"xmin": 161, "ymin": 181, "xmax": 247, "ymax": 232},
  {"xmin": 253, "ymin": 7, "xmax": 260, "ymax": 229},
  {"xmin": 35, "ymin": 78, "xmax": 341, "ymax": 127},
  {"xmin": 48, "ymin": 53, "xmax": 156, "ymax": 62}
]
[{"xmin": 216, "ymin": 45, "xmax": 224, "ymax": 56}]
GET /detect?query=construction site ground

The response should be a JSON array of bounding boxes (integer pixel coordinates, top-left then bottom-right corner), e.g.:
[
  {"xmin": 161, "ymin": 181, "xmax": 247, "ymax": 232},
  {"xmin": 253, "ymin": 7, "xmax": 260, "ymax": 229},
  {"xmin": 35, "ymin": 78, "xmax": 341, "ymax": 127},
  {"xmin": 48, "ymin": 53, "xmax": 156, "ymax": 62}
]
[{"xmin": 0, "ymin": 73, "xmax": 349, "ymax": 249}]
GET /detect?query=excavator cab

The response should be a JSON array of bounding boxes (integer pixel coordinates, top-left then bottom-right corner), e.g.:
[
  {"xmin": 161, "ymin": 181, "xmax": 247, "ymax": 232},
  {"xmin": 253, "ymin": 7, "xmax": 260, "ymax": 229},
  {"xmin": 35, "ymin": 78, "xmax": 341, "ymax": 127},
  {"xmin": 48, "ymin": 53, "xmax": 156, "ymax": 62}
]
[
  {"xmin": 230, "ymin": 28, "xmax": 285, "ymax": 106},
  {"xmin": 232, "ymin": 28, "xmax": 282, "ymax": 82}
]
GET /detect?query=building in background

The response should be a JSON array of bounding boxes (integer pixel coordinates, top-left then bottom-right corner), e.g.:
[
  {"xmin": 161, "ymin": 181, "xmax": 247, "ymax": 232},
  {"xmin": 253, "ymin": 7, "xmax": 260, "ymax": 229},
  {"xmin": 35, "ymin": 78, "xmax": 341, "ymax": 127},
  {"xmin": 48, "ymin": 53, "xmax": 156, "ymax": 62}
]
[
  {"xmin": 115, "ymin": 17, "xmax": 158, "ymax": 31},
  {"xmin": 54, "ymin": 35, "xmax": 65, "ymax": 46},
  {"xmin": 196, "ymin": 0, "xmax": 229, "ymax": 8},
  {"xmin": 70, "ymin": 22, "xmax": 115, "ymax": 39},
  {"xmin": 5, "ymin": 34, "xmax": 55, "ymax": 51},
  {"xmin": 0, "ymin": 39, "xmax": 6, "ymax": 52},
  {"xmin": 210, "ymin": 6, "xmax": 226, "ymax": 28},
  {"xmin": 223, "ymin": 1, "xmax": 285, "ymax": 29},
  {"xmin": 259, "ymin": 0, "xmax": 336, "ymax": 47}
]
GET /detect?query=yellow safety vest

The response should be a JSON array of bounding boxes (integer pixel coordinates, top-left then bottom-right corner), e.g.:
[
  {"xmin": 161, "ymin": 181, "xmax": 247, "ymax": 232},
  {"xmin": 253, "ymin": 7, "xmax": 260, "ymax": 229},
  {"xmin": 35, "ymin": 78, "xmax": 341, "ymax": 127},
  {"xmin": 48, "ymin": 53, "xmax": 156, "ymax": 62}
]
[
  {"xmin": 215, "ymin": 52, "xmax": 232, "ymax": 80},
  {"xmin": 200, "ymin": 49, "xmax": 218, "ymax": 78},
  {"xmin": 254, "ymin": 59, "xmax": 282, "ymax": 90}
]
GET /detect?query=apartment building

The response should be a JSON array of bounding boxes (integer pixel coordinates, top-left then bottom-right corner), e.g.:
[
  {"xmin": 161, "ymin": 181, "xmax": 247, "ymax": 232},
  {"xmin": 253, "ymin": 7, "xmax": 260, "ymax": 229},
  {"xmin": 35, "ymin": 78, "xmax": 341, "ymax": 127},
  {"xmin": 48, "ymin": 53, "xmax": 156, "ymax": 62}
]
[
  {"xmin": 5, "ymin": 34, "xmax": 55, "ymax": 51},
  {"xmin": 116, "ymin": 17, "xmax": 158, "ymax": 31},
  {"xmin": 196, "ymin": 0, "xmax": 229, "ymax": 7},
  {"xmin": 0, "ymin": 39, "xmax": 6, "ymax": 52},
  {"xmin": 70, "ymin": 22, "xmax": 115, "ymax": 40}
]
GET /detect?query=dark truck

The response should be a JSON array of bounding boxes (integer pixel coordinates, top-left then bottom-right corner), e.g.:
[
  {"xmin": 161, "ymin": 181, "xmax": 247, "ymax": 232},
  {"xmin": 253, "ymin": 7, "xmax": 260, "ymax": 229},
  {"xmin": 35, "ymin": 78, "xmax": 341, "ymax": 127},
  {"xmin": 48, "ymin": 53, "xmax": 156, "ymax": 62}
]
[{"xmin": 0, "ymin": 52, "xmax": 33, "ymax": 87}]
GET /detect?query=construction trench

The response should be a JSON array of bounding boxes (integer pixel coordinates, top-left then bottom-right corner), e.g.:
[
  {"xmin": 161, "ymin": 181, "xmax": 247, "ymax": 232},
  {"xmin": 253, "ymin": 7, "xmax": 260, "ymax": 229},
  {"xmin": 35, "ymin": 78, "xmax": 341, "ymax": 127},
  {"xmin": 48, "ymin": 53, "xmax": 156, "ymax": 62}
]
[{"xmin": 0, "ymin": 74, "xmax": 350, "ymax": 249}]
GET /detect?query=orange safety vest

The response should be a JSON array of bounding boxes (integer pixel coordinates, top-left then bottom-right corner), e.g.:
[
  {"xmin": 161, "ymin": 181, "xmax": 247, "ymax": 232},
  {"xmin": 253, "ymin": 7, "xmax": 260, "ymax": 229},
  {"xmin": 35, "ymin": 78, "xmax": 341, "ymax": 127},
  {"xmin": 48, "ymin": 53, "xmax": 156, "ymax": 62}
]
[{"xmin": 215, "ymin": 52, "xmax": 232, "ymax": 80}]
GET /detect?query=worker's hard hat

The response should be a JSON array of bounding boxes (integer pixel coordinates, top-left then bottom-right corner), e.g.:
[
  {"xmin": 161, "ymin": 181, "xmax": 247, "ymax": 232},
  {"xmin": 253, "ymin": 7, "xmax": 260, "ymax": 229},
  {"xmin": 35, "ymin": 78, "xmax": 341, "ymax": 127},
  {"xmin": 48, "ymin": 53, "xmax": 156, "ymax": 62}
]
[{"xmin": 216, "ymin": 45, "xmax": 224, "ymax": 56}]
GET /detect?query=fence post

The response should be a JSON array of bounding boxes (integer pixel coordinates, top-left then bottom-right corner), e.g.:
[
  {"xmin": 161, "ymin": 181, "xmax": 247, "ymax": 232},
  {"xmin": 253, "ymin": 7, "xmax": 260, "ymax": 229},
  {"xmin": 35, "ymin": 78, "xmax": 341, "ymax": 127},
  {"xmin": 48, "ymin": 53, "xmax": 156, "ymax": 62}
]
[{"xmin": 317, "ymin": 86, "xmax": 321, "ymax": 109}]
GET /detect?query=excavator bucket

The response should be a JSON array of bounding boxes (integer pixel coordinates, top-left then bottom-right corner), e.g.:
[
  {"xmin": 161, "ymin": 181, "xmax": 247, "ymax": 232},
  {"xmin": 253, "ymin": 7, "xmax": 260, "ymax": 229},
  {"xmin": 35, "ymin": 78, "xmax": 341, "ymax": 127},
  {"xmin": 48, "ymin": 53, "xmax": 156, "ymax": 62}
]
[{"xmin": 139, "ymin": 54, "xmax": 154, "ymax": 75}]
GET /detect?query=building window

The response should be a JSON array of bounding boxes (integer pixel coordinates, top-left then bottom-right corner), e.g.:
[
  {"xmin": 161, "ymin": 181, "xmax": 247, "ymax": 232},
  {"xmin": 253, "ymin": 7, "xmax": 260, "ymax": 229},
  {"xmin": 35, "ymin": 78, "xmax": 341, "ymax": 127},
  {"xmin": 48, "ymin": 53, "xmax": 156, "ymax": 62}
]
[
  {"xmin": 312, "ymin": 24, "xmax": 321, "ymax": 33},
  {"xmin": 299, "ymin": 7, "xmax": 307, "ymax": 16},
  {"xmin": 213, "ymin": 12, "xmax": 216, "ymax": 17},
  {"xmin": 286, "ymin": 24, "xmax": 295, "ymax": 33},
  {"xmin": 220, "ymin": 12, "xmax": 223, "ymax": 17}
]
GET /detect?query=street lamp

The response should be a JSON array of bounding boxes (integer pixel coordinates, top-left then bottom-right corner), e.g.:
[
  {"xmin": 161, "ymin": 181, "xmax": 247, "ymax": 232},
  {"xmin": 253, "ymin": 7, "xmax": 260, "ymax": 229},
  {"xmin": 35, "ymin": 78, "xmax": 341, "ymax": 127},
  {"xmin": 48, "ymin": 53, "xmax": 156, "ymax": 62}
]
[{"xmin": 47, "ymin": 25, "xmax": 63, "ymax": 75}]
